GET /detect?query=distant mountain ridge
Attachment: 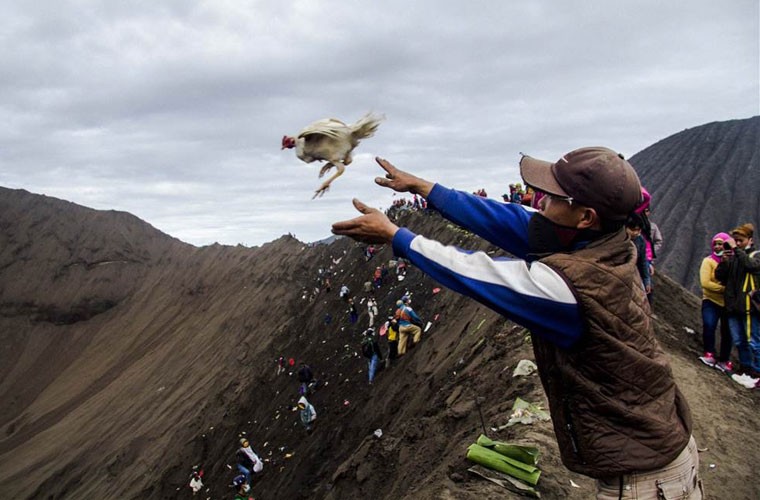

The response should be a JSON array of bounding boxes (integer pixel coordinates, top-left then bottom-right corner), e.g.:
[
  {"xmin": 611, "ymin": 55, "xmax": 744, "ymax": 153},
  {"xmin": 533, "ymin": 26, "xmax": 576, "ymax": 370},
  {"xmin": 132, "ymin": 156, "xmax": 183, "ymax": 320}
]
[{"xmin": 630, "ymin": 116, "xmax": 760, "ymax": 292}]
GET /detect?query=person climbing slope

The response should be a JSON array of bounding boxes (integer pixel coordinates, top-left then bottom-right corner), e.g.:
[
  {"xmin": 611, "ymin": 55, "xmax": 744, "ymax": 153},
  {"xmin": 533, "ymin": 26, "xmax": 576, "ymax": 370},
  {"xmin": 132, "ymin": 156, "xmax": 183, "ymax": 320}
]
[
  {"xmin": 236, "ymin": 438, "xmax": 263, "ymax": 487},
  {"xmin": 298, "ymin": 396, "xmax": 317, "ymax": 432},
  {"xmin": 394, "ymin": 296, "xmax": 423, "ymax": 356},
  {"xmin": 361, "ymin": 328, "xmax": 384, "ymax": 384}
]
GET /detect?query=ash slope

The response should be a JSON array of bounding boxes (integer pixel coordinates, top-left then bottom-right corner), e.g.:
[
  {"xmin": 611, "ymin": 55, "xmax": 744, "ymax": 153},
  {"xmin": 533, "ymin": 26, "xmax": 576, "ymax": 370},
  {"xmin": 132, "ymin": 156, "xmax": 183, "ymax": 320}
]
[
  {"xmin": 630, "ymin": 115, "xmax": 760, "ymax": 293},
  {"xmin": 0, "ymin": 189, "xmax": 758, "ymax": 499}
]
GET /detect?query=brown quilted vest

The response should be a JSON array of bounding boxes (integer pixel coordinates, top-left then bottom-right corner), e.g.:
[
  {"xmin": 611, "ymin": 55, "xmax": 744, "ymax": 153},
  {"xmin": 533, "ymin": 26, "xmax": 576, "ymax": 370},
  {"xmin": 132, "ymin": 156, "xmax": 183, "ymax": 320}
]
[{"xmin": 534, "ymin": 229, "xmax": 692, "ymax": 478}]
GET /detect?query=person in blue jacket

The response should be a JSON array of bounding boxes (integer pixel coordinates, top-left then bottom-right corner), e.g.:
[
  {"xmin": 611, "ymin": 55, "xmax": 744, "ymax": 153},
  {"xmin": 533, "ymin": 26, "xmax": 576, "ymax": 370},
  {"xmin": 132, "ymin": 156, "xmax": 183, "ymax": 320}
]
[{"xmin": 332, "ymin": 150, "xmax": 700, "ymax": 499}]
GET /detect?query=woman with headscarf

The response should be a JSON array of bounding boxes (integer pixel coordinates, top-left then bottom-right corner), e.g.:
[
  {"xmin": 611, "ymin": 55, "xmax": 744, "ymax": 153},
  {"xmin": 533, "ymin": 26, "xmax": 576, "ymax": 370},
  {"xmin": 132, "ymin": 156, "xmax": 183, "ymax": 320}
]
[{"xmin": 698, "ymin": 232, "xmax": 733, "ymax": 373}]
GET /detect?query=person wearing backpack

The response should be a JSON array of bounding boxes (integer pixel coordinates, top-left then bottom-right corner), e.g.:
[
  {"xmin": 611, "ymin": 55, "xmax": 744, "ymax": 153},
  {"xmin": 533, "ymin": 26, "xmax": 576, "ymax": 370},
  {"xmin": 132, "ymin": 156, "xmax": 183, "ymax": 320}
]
[
  {"xmin": 716, "ymin": 223, "xmax": 760, "ymax": 385},
  {"xmin": 361, "ymin": 328, "xmax": 383, "ymax": 384},
  {"xmin": 394, "ymin": 296, "xmax": 422, "ymax": 356}
]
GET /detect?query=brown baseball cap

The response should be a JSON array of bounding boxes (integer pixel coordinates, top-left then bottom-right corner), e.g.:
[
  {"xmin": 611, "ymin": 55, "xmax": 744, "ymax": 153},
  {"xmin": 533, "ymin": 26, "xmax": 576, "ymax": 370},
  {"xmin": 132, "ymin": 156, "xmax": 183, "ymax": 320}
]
[{"xmin": 520, "ymin": 147, "xmax": 642, "ymax": 221}]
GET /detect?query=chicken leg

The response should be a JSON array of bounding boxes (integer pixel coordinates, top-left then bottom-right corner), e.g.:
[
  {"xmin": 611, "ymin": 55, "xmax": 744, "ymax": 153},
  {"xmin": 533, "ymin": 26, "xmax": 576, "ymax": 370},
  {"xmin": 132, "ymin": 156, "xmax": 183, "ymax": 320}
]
[
  {"xmin": 313, "ymin": 163, "xmax": 346, "ymax": 198},
  {"xmin": 318, "ymin": 163, "xmax": 334, "ymax": 178}
]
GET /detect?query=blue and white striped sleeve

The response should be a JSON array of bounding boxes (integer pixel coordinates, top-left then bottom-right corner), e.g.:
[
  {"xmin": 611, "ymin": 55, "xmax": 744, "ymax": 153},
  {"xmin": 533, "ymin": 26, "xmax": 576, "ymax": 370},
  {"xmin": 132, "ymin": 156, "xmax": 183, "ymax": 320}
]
[
  {"xmin": 426, "ymin": 184, "xmax": 533, "ymax": 259},
  {"xmin": 393, "ymin": 228, "xmax": 584, "ymax": 348}
]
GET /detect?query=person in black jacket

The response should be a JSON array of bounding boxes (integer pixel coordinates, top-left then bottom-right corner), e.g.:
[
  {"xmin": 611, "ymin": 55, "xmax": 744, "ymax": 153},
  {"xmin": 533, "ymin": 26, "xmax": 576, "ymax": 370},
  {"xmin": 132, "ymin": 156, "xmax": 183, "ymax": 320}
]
[
  {"xmin": 361, "ymin": 328, "xmax": 383, "ymax": 384},
  {"xmin": 297, "ymin": 363, "xmax": 317, "ymax": 395},
  {"xmin": 716, "ymin": 223, "xmax": 760, "ymax": 380},
  {"xmin": 626, "ymin": 214, "xmax": 651, "ymax": 295}
]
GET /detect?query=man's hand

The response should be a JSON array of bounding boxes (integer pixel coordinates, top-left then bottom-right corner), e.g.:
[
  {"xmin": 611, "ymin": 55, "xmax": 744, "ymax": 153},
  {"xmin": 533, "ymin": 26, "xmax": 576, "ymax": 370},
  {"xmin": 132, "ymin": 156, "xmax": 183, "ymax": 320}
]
[
  {"xmin": 373, "ymin": 157, "xmax": 434, "ymax": 198},
  {"xmin": 332, "ymin": 199, "xmax": 400, "ymax": 244}
]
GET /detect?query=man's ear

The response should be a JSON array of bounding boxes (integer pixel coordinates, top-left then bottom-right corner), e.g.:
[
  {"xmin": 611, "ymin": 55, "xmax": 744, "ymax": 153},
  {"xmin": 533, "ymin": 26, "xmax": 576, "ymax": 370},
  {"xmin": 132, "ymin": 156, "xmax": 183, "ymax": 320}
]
[{"xmin": 576, "ymin": 207, "xmax": 600, "ymax": 230}]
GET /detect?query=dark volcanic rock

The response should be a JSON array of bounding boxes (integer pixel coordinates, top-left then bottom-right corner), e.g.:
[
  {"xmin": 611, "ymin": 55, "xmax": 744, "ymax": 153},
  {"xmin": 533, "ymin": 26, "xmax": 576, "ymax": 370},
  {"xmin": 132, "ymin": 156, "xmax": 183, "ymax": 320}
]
[{"xmin": 630, "ymin": 116, "xmax": 760, "ymax": 292}]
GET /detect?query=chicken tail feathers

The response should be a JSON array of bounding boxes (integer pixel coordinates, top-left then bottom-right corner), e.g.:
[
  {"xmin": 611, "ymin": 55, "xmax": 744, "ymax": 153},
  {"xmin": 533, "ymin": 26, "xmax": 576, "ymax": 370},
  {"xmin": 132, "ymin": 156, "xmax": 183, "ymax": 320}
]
[{"xmin": 350, "ymin": 112, "xmax": 384, "ymax": 140}]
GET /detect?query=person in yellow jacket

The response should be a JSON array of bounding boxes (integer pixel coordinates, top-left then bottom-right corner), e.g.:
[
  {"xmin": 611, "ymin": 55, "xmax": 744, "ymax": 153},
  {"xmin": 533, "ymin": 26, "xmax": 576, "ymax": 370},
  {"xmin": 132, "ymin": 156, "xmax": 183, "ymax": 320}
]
[{"xmin": 698, "ymin": 232, "xmax": 733, "ymax": 373}]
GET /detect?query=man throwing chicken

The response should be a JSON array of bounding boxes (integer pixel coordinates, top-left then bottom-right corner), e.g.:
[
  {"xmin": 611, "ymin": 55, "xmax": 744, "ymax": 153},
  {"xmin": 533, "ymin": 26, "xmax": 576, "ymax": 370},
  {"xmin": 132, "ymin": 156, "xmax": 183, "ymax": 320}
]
[{"xmin": 332, "ymin": 149, "xmax": 701, "ymax": 499}]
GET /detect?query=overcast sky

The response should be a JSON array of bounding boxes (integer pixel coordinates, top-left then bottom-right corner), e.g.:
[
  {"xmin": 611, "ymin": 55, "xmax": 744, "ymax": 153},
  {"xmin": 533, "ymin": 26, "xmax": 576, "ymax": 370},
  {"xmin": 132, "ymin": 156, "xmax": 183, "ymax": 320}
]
[{"xmin": 1, "ymin": 1, "xmax": 757, "ymax": 246}]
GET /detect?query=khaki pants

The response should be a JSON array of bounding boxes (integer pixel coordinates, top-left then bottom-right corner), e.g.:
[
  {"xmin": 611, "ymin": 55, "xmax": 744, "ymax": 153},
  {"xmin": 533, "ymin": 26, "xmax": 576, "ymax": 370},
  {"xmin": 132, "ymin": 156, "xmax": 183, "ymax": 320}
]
[
  {"xmin": 397, "ymin": 324, "xmax": 422, "ymax": 355},
  {"xmin": 596, "ymin": 436, "xmax": 703, "ymax": 499}
]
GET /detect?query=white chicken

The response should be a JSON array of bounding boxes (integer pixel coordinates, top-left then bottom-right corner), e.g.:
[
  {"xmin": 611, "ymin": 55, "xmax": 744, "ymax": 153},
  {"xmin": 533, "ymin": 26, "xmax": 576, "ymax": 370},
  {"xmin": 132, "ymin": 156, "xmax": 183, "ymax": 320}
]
[{"xmin": 281, "ymin": 112, "xmax": 384, "ymax": 198}]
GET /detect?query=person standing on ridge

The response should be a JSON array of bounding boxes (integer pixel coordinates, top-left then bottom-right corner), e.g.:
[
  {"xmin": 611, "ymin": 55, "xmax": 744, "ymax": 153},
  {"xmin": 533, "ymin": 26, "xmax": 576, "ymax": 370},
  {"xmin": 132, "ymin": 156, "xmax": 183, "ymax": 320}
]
[
  {"xmin": 332, "ymin": 150, "xmax": 700, "ymax": 498},
  {"xmin": 716, "ymin": 223, "xmax": 760, "ymax": 383},
  {"xmin": 625, "ymin": 214, "xmax": 651, "ymax": 295},
  {"xmin": 698, "ymin": 232, "xmax": 733, "ymax": 373}
]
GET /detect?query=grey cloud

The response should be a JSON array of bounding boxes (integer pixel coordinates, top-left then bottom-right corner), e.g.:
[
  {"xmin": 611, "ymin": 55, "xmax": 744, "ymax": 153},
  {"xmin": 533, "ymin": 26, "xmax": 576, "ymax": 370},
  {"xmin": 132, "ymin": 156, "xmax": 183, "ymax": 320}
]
[{"xmin": 0, "ymin": 0, "xmax": 757, "ymax": 246}]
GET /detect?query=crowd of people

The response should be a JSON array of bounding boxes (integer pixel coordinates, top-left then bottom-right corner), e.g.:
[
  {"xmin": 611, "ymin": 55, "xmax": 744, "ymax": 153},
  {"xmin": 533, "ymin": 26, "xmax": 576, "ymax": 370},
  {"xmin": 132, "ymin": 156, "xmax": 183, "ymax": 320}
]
[
  {"xmin": 699, "ymin": 223, "xmax": 760, "ymax": 388},
  {"xmin": 332, "ymin": 150, "xmax": 703, "ymax": 498},
  {"xmin": 207, "ymin": 148, "xmax": 757, "ymax": 499},
  {"xmin": 216, "ymin": 237, "xmax": 433, "ymax": 496}
]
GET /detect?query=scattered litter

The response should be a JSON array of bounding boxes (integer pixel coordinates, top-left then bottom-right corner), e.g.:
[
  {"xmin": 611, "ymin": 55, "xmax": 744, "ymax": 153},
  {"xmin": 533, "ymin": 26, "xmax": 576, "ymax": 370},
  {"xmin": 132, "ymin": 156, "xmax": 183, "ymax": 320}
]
[
  {"xmin": 570, "ymin": 479, "xmax": 580, "ymax": 488},
  {"xmin": 468, "ymin": 464, "xmax": 541, "ymax": 497},
  {"xmin": 513, "ymin": 359, "xmax": 538, "ymax": 377},
  {"xmin": 209, "ymin": 426, "xmax": 214, "ymax": 430},
  {"xmin": 226, "ymin": 464, "xmax": 232, "ymax": 469},
  {"xmin": 432, "ymin": 287, "xmax": 441, "ymax": 294},
  {"xmin": 697, "ymin": 447, "xmax": 709, "ymax": 453},
  {"xmin": 684, "ymin": 326, "xmax": 695, "ymax": 334},
  {"xmin": 343, "ymin": 399, "xmax": 350, "ymax": 406},
  {"xmin": 709, "ymin": 463, "xmax": 716, "ymax": 469},
  {"xmin": 263, "ymin": 441, "xmax": 269, "ymax": 448},
  {"xmin": 374, "ymin": 429, "xmax": 383, "ymax": 438},
  {"xmin": 424, "ymin": 321, "xmax": 433, "ymax": 332},
  {"xmin": 499, "ymin": 398, "xmax": 550, "ymax": 428},
  {"xmin": 157, "ymin": 386, "xmax": 165, "ymax": 393},
  {"xmin": 285, "ymin": 452, "xmax": 294, "ymax": 458},
  {"xmin": 433, "ymin": 313, "xmax": 440, "ymax": 321}
]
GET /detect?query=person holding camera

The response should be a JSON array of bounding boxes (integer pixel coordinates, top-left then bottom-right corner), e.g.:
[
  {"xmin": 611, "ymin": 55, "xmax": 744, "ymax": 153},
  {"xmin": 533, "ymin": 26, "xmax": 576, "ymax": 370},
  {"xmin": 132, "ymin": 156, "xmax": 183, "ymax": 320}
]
[{"xmin": 715, "ymin": 223, "xmax": 760, "ymax": 383}]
